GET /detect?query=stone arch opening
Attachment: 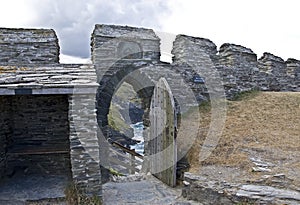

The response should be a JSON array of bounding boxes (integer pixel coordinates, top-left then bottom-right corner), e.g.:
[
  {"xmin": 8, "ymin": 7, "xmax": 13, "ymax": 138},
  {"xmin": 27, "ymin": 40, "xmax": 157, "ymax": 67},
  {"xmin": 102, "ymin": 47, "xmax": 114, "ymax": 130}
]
[
  {"xmin": 96, "ymin": 61, "xmax": 155, "ymax": 130},
  {"xmin": 96, "ymin": 61, "xmax": 156, "ymax": 180}
]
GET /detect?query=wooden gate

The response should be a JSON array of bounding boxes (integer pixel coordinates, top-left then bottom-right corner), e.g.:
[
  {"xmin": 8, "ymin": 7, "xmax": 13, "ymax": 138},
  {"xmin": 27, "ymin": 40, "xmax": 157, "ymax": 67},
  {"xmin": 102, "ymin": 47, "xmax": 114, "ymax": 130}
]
[{"xmin": 149, "ymin": 77, "xmax": 177, "ymax": 187}]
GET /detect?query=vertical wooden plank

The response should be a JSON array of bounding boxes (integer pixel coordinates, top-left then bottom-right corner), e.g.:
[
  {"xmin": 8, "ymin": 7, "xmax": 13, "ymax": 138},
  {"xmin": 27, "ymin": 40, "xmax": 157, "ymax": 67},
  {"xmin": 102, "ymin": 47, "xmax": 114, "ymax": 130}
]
[{"xmin": 149, "ymin": 77, "xmax": 177, "ymax": 187}]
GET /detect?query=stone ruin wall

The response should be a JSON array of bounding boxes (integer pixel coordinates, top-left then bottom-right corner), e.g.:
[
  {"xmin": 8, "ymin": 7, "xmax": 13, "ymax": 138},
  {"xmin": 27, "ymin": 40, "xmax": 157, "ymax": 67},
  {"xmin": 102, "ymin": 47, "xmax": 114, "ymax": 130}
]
[
  {"xmin": 0, "ymin": 28, "xmax": 59, "ymax": 65},
  {"xmin": 0, "ymin": 28, "xmax": 101, "ymax": 196},
  {"xmin": 172, "ymin": 35, "xmax": 300, "ymax": 100},
  {"xmin": 0, "ymin": 23, "xmax": 299, "ymax": 198},
  {"xmin": 91, "ymin": 24, "xmax": 300, "ymax": 107},
  {"xmin": 1, "ymin": 25, "xmax": 299, "ymax": 103},
  {"xmin": 91, "ymin": 24, "xmax": 161, "ymax": 128},
  {"xmin": 0, "ymin": 96, "xmax": 10, "ymax": 178}
]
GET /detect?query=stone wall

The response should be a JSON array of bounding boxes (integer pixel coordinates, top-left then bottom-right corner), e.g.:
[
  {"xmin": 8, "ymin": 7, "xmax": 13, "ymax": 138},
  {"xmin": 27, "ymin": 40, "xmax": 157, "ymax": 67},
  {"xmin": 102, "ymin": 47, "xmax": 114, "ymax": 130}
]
[
  {"xmin": 0, "ymin": 28, "xmax": 59, "ymax": 65},
  {"xmin": 3, "ymin": 95, "xmax": 71, "ymax": 176},
  {"xmin": 0, "ymin": 63, "xmax": 101, "ymax": 196},
  {"xmin": 0, "ymin": 23, "xmax": 299, "ymax": 199},
  {"xmin": 91, "ymin": 24, "xmax": 160, "ymax": 65},
  {"xmin": 171, "ymin": 35, "xmax": 300, "ymax": 100},
  {"xmin": 0, "ymin": 96, "xmax": 11, "ymax": 179},
  {"xmin": 171, "ymin": 35, "xmax": 217, "ymax": 101},
  {"xmin": 68, "ymin": 94, "xmax": 102, "ymax": 196},
  {"xmin": 91, "ymin": 24, "xmax": 160, "ymax": 127}
]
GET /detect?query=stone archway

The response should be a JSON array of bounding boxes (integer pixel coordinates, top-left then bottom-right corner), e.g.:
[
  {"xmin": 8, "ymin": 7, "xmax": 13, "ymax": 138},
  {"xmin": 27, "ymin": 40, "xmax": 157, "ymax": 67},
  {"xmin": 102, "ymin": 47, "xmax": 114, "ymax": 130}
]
[{"xmin": 96, "ymin": 61, "xmax": 155, "ymax": 129}]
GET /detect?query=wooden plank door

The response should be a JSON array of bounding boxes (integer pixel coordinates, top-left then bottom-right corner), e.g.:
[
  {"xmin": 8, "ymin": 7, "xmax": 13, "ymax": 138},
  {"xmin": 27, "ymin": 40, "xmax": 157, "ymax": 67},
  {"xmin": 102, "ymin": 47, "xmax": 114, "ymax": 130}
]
[{"xmin": 149, "ymin": 77, "xmax": 177, "ymax": 187}]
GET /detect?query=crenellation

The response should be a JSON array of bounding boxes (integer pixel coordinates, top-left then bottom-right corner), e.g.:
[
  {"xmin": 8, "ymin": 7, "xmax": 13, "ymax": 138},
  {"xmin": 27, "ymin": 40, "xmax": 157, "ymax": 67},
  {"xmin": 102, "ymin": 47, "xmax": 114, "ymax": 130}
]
[
  {"xmin": 218, "ymin": 43, "xmax": 257, "ymax": 67},
  {"xmin": 172, "ymin": 34, "xmax": 217, "ymax": 64},
  {"xmin": 171, "ymin": 32, "xmax": 300, "ymax": 96},
  {"xmin": 258, "ymin": 52, "xmax": 286, "ymax": 74},
  {"xmin": 0, "ymin": 23, "xmax": 299, "ymax": 201}
]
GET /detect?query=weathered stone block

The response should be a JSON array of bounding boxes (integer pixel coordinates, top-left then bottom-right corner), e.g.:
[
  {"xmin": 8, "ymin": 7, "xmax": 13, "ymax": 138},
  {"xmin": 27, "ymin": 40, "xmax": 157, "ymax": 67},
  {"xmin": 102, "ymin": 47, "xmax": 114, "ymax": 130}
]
[{"xmin": 0, "ymin": 28, "xmax": 59, "ymax": 65}]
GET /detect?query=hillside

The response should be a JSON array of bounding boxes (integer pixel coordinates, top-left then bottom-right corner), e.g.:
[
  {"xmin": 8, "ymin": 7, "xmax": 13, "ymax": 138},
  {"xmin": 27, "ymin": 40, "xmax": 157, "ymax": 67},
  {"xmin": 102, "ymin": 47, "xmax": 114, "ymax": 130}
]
[{"xmin": 187, "ymin": 91, "xmax": 300, "ymax": 189}]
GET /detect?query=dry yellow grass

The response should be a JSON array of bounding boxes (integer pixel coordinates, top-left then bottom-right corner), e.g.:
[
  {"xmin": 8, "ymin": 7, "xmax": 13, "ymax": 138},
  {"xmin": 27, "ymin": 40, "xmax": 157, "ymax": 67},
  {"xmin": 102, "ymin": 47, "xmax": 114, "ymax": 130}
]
[{"xmin": 186, "ymin": 92, "xmax": 300, "ymax": 179}]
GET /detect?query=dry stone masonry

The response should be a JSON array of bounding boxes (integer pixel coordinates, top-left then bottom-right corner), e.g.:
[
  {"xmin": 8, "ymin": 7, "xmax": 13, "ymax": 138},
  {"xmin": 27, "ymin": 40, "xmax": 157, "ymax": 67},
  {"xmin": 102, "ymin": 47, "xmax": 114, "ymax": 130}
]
[
  {"xmin": 0, "ymin": 24, "xmax": 299, "ymax": 202},
  {"xmin": 0, "ymin": 28, "xmax": 101, "ymax": 197},
  {"xmin": 0, "ymin": 28, "xmax": 59, "ymax": 65},
  {"xmin": 91, "ymin": 24, "xmax": 161, "ymax": 128},
  {"xmin": 172, "ymin": 35, "xmax": 299, "ymax": 100}
]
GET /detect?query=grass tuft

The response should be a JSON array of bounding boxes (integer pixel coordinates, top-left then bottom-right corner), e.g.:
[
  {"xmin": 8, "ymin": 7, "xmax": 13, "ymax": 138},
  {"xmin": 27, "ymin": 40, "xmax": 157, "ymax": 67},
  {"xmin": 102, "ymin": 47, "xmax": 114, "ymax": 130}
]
[
  {"xmin": 231, "ymin": 89, "xmax": 260, "ymax": 101},
  {"xmin": 64, "ymin": 183, "xmax": 102, "ymax": 205}
]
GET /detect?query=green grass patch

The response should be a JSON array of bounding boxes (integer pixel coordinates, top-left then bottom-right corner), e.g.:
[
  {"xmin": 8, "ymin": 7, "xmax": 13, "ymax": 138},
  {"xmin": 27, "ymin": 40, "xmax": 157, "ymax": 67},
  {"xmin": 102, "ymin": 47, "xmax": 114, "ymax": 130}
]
[
  {"xmin": 108, "ymin": 104, "xmax": 130, "ymax": 132},
  {"xmin": 108, "ymin": 82, "xmax": 141, "ymax": 131},
  {"xmin": 115, "ymin": 82, "xmax": 140, "ymax": 103},
  {"xmin": 231, "ymin": 89, "xmax": 261, "ymax": 101},
  {"xmin": 109, "ymin": 167, "xmax": 125, "ymax": 176},
  {"xmin": 198, "ymin": 100, "xmax": 212, "ymax": 112}
]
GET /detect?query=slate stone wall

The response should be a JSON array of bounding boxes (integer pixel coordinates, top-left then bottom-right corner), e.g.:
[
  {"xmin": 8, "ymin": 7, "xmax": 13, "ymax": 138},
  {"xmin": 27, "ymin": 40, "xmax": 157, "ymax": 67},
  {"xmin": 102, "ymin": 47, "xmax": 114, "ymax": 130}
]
[
  {"xmin": 0, "ymin": 27, "xmax": 101, "ymax": 196},
  {"xmin": 91, "ymin": 24, "xmax": 160, "ymax": 66},
  {"xmin": 91, "ymin": 24, "xmax": 160, "ymax": 128},
  {"xmin": 0, "ymin": 28, "xmax": 59, "ymax": 65},
  {"xmin": 3, "ymin": 95, "xmax": 71, "ymax": 176},
  {"xmin": 1, "ymin": 24, "xmax": 299, "ymax": 197},
  {"xmin": 0, "ymin": 93, "xmax": 101, "ymax": 195},
  {"xmin": 171, "ymin": 35, "xmax": 300, "ymax": 100},
  {"xmin": 0, "ymin": 96, "xmax": 11, "ymax": 178},
  {"xmin": 68, "ymin": 94, "xmax": 102, "ymax": 196}
]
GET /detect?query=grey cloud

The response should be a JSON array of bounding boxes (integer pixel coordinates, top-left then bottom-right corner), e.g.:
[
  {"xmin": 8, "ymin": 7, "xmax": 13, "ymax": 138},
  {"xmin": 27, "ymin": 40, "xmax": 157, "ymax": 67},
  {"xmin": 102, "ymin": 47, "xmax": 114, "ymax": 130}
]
[{"xmin": 29, "ymin": 0, "xmax": 170, "ymax": 58}]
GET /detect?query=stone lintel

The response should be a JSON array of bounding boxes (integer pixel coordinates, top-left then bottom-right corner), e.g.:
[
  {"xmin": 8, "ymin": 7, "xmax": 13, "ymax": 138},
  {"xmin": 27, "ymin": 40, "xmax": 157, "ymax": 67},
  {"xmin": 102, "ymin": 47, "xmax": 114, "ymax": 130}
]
[{"xmin": 0, "ymin": 86, "xmax": 98, "ymax": 95}]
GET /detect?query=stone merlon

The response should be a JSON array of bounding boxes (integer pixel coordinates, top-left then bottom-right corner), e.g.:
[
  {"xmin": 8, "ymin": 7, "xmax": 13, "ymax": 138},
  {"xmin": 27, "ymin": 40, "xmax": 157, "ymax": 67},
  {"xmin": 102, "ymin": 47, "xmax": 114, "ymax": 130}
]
[
  {"xmin": 286, "ymin": 58, "xmax": 300, "ymax": 65},
  {"xmin": 92, "ymin": 24, "xmax": 160, "ymax": 40},
  {"xmin": 0, "ymin": 28, "xmax": 59, "ymax": 65},
  {"xmin": 173, "ymin": 34, "xmax": 217, "ymax": 54},
  {"xmin": 258, "ymin": 52, "xmax": 286, "ymax": 74},
  {"xmin": 91, "ymin": 24, "xmax": 160, "ymax": 63},
  {"xmin": 219, "ymin": 43, "xmax": 256, "ymax": 56},
  {"xmin": 218, "ymin": 43, "xmax": 257, "ymax": 67},
  {"xmin": 259, "ymin": 52, "xmax": 285, "ymax": 63}
]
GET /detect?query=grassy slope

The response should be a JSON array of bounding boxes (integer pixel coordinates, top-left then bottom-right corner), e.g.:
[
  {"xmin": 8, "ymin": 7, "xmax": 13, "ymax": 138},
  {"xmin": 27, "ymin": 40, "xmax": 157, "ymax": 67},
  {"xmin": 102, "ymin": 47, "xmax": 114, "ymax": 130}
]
[
  {"xmin": 108, "ymin": 82, "xmax": 140, "ymax": 132},
  {"xmin": 187, "ymin": 92, "xmax": 300, "ymax": 184}
]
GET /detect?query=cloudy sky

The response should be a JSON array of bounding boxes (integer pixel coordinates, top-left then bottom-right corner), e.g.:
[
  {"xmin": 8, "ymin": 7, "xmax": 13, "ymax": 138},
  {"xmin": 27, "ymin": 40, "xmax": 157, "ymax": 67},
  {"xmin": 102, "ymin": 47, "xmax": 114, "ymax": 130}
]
[{"xmin": 1, "ymin": 0, "xmax": 300, "ymax": 63}]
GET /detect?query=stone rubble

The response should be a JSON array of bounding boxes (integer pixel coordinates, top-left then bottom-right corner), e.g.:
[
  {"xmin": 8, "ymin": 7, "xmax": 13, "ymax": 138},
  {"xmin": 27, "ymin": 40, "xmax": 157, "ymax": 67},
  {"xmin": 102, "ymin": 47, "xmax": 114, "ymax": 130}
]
[{"xmin": 183, "ymin": 172, "xmax": 300, "ymax": 205}]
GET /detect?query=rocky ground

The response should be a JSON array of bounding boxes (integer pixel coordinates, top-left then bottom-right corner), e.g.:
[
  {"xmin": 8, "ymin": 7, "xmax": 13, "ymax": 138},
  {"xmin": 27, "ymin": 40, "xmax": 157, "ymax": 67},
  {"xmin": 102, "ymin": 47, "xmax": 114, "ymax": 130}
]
[
  {"xmin": 181, "ymin": 92, "xmax": 300, "ymax": 204},
  {"xmin": 0, "ymin": 174, "xmax": 68, "ymax": 205},
  {"xmin": 103, "ymin": 174, "xmax": 200, "ymax": 205},
  {"xmin": 1, "ymin": 91, "xmax": 298, "ymax": 204}
]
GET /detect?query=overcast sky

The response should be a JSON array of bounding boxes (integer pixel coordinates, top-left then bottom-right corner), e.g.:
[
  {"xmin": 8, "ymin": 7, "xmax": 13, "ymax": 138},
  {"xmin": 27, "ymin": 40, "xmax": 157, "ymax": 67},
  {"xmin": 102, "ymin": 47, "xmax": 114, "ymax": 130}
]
[{"xmin": 1, "ymin": 0, "xmax": 300, "ymax": 63}]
